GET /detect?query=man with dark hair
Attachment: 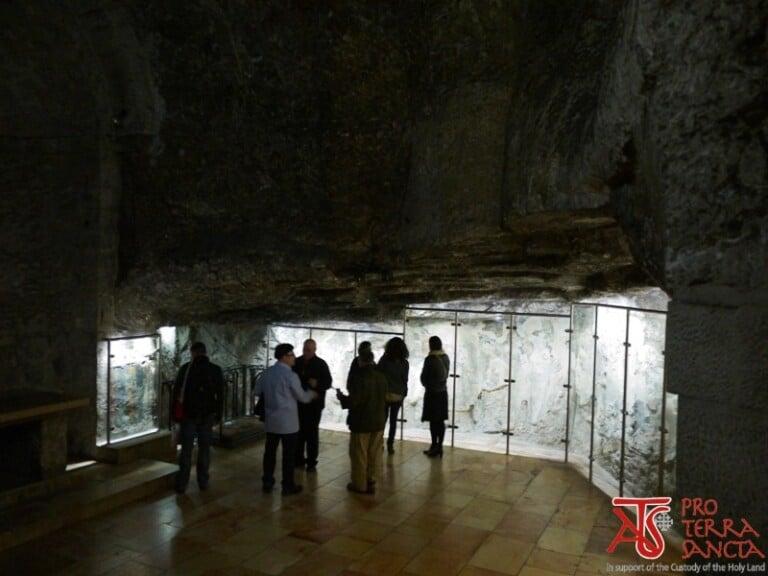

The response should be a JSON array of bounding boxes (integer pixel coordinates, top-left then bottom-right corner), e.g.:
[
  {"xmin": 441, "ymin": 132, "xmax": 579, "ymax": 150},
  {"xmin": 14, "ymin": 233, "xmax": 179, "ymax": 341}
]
[
  {"xmin": 293, "ymin": 339, "xmax": 333, "ymax": 471},
  {"xmin": 172, "ymin": 341, "xmax": 224, "ymax": 494},
  {"xmin": 255, "ymin": 343, "xmax": 317, "ymax": 494},
  {"xmin": 346, "ymin": 340, "xmax": 372, "ymax": 388},
  {"xmin": 336, "ymin": 350, "xmax": 387, "ymax": 494}
]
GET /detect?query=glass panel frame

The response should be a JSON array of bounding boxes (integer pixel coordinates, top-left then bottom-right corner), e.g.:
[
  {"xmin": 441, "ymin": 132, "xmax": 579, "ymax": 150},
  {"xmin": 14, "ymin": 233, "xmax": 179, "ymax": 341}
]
[
  {"xmin": 592, "ymin": 306, "xmax": 626, "ymax": 496},
  {"xmin": 624, "ymin": 311, "xmax": 666, "ymax": 497},
  {"xmin": 403, "ymin": 310, "xmax": 456, "ymax": 444},
  {"xmin": 453, "ymin": 313, "xmax": 511, "ymax": 454},
  {"xmin": 508, "ymin": 314, "xmax": 570, "ymax": 460},
  {"xmin": 105, "ymin": 335, "xmax": 161, "ymax": 445},
  {"xmin": 567, "ymin": 305, "xmax": 597, "ymax": 477}
]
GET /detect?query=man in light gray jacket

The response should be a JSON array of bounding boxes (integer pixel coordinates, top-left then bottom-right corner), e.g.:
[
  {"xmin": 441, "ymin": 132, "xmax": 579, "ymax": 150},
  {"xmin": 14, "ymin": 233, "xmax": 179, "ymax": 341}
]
[{"xmin": 254, "ymin": 343, "xmax": 316, "ymax": 494}]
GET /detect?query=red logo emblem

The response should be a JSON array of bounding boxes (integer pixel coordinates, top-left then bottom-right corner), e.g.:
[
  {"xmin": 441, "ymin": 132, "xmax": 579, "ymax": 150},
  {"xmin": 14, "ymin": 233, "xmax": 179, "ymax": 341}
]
[{"xmin": 607, "ymin": 496, "xmax": 672, "ymax": 560}]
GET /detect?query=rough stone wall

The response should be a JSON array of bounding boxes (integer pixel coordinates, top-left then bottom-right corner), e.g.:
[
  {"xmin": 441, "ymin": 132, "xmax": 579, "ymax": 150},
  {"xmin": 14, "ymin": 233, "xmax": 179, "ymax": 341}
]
[
  {"xmin": 0, "ymin": 4, "xmax": 103, "ymax": 457},
  {"xmin": 109, "ymin": 0, "xmax": 650, "ymax": 328},
  {"xmin": 591, "ymin": 0, "xmax": 768, "ymax": 534},
  {"xmin": 0, "ymin": 2, "xmax": 160, "ymax": 456}
]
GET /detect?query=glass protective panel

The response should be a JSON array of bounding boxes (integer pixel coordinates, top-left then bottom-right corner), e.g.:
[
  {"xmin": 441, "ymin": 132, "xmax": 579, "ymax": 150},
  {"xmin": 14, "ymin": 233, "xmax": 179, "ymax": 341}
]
[
  {"xmin": 313, "ymin": 329, "xmax": 355, "ymax": 430},
  {"xmin": 593, "ymin": 307, "xmax": 626, "ymax": 495},
  {"xmin": 403, "ymin": 311, "xmax": 456, "ymax": 443},
  {"xmin": 625, "ymin": 311, "xmax": 666, "ymax": 497},
  {"xmin": 96, "ymin": 340, "xmax": 109, "ymax": 446},
  {"xmin": 267, "ymin": 326, "xmax": 311, "ymax": 366},
  {"xmin": 108, "ymin": 336, "xmax": 160, "ymax": 443},
  {"xmin": 568, "ymin": 305, "xmax": 596, "ymax": 476},
  {"xmin": 509, "ymin": 315, "xmax": 570, "ymax": 459},
  {"xmin": 663, "ymin": 391, "xmax": 678, "ymax": 498},
  {"xmin": 453, "ymin": 314, "xmax": 510, "ymax": 454}
]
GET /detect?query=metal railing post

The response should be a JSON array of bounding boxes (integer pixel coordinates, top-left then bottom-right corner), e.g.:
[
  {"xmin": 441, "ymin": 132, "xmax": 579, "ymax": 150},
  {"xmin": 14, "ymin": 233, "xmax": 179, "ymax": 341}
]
[
  {"xmin": 504, "ymin": 316, "xmax": 515, "ymax": 455},
  {"xmin": 106, "ymin": 340, "xmax": 112, "ymax": 445},
  {"xmin": 658, "ymin": 349, "xmax": 667, "ymax": 496},
  {"xmin": 589, "ymin": 305, "xmax": 599, "ymax": 484},
  {"xmin": 619, "ymin": 309, "xmax": 631, "ymax": 496},
  {"xmin": 265, "ymin": 327, "xmax": 271, "ymax": 368},
  {"xmin": 564, "ymin": 306, "xmax": 574, "ymax": 462},
  {"xmin": 450, "ymin": 311, "xmax": 459, "ymax": 447},
  {"xmin": 400, "ymin": 309, "xmax": 407, "ymax": 441}
]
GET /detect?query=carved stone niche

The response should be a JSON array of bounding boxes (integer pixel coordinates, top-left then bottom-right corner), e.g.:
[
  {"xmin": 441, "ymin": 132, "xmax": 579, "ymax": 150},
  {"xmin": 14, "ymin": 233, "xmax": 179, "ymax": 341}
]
[{"xmin": 0, "ymin": 392, "xmax": 88, "ymax": 491}]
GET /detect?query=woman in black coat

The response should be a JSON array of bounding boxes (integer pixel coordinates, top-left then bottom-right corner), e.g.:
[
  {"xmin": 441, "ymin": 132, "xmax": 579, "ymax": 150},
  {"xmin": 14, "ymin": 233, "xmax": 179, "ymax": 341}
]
[
  {"xmin": 377, "ymin": 337, "xmax": 409, "ymax": 454},
  {"xmin": 420, "ymin": 336, "xmax": 450, "ymax": 457}
]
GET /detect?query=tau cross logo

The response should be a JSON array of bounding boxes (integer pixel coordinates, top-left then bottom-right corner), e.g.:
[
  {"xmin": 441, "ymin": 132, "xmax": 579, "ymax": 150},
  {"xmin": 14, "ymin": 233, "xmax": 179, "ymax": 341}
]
[{"xmin": 607, "ymin": 496, "xmax": 672, "ymax": 560}]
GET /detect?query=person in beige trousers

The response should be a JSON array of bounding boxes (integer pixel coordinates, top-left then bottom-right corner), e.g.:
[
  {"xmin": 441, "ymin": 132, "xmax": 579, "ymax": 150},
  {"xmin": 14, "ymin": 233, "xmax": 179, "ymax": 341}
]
[{"xmin": 336, "ymin": 350, "xmax": 387, "ymax": 494}]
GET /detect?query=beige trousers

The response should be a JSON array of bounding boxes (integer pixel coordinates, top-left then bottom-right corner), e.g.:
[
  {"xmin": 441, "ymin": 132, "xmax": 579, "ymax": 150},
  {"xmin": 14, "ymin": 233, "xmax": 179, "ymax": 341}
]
[{"xmin": 349, "ymin": 431, "xmax": 383, "ymax": 491}]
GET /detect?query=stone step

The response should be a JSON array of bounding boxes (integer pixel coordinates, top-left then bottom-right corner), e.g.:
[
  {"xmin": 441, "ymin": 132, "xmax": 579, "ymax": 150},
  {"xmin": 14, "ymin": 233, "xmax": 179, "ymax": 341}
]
[
  {"xmin": 212, "ymin": 417, "xmax": 265, "ymax": 448},
  {"xmin": 0, "ymin": 459, "xmax": 176, "ymax": 552},
  {"xmin": 95, "ymin": 430, "xmax": 176, "ymax": 465}
]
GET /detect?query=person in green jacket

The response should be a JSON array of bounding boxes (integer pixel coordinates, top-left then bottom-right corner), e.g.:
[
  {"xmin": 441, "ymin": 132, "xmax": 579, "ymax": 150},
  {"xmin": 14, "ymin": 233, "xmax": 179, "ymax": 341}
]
[{"xmin": 336, "ymin": 350, "xmax": 387, "ymax": 494}]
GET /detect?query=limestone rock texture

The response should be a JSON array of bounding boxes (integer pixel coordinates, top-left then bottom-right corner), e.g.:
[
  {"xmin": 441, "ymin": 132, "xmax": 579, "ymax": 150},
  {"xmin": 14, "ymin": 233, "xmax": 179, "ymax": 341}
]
[{"xmin": 1, "ymin": 0, "xmax": 766, "ymax": 531}]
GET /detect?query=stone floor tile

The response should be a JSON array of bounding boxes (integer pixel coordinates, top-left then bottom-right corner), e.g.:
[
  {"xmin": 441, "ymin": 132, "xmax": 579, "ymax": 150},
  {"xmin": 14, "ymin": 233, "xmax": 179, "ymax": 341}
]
[
  {"xmin": 537, "ymin": 527, "xmax": 590, "ymax": 557},
  {"xmin": 494, "ymin": 511, "xmax": 552, "ymax": 543},
  {"xmin": 403, "ymin": 546, "xmax": 469, "ymax": 576},
  {"xmin": 468, "ymin": 534, "xmax": 534, "ymax": 576},
  {"xmin": 241, "ymin": 547, "xmax": 302, "ymax": 575},
  {"xmin": 524, "ymin": 547, "xmax": 581, "ymax": 574},
  {"xmin": 321, "ymin": 535, "xmax": 375, "ymax": 559}
]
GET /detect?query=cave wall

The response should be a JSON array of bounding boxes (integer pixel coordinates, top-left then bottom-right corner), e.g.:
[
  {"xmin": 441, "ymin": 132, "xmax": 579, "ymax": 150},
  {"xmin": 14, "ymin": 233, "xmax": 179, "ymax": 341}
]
[
  {"xmin": 0, "ymin": 2, "xmax": 160, "ymax": 456},
  {"xmin": 0, "ymin": 4, "xmax": 106, "ymax": 457},
  {"xmin": 594, "ymin": 0, "xmax": 768, "ymax": 534}
]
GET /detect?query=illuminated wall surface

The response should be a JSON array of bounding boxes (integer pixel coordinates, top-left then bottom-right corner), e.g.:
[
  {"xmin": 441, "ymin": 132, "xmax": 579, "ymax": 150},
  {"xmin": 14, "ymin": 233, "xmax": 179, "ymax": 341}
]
[
  {"xmin": 98, "ymin": 297, "xmax": 675, "ymax": 499},
  {"xmin": 263, "ymin": 302, "xmax": 676, "ymax": 499},
  {"xmin": 96, "ymin": 336, "xmax": 160, "ymax": 445}
]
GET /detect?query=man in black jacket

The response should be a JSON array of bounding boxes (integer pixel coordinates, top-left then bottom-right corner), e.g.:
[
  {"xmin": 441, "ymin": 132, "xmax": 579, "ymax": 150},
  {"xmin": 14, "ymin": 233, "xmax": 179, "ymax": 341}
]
[
  {"xmin": 172, "ymin": 341, "xmax": 224, "ymax": 493},
  {"xmin": 293, "ymin": 339, "xmax": 332, "ymax": 471}
]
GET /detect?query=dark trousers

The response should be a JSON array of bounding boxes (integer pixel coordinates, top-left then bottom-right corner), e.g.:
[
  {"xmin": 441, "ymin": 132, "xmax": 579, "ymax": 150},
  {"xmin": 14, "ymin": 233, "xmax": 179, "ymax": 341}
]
[
  {"xmin": 177, "ymin": 418, "xmax": 213, "ymax": 491},
  {"xmin": 429, "ymin": 420, "xmax": 445, "ymax": 448},
  {"xmin": 296, "ymin": 404, "xmax": 322, "ymax": 466},
  {"xmin": 263, "ymin": 432, "xmax": 298, "ymax": 488},
  {"xmin": 384, "ymin": 402, "xmax": 401, "ymax": 445}
]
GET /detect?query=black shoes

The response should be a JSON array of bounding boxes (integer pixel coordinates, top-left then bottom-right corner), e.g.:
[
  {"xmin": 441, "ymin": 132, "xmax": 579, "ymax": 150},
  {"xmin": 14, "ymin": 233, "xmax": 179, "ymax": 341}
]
[
  {"xmin": 424, "ymin": 446, "xmax": 443, "ymax": 458},
  {"xmin": 305, "ymin": 464, "xmax": 317, "ymax": 472},
  {"xmin": 386, "ymin": 442, "xmax": 395, "ymax": 455},
  {"xmin": 282, "ymin": 484, "xmax": 303, "ymax": 496},
  {"xmin": 347, "ymin": 482, "xmax": 375, "ymax": 495}
]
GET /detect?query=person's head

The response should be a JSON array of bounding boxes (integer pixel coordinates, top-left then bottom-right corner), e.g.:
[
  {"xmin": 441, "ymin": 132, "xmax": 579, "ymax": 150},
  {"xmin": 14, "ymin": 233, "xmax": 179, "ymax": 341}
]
[
  {"xmin": 384, "ymin": 337, "xmax": 409, "ymax": 361},
  {"xmin": 359, "ymin": 350, "xmax": 375, "ymax": 367},
  {"xmin": 428, "ymin": 336, "xmax": 442, "ymax": 352},
  {"xmin": 357, "ymin": 341, "xmax": 371, "ymax": 356},
  {"xmin": 302, "ymin": 339, "xmax": 317, "ymax": 359},
  {"xmin": 190, "ymin": 341, "xmax": 207, "ymax": 359},
  {"xmin": 275, "ymin": 343, "xmax": 296, "ymax": 367}
]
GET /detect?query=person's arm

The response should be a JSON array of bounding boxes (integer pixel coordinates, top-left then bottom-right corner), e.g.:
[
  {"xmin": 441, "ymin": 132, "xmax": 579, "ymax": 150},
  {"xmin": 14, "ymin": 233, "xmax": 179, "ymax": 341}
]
[
  {"xmin": 318, "ymin": 360, "xmax": 332, "ymax": 392},
  {"xmin": 346, "ymin": 358, "xmax": 356, "ymax": 390},
  {"xmin": 289, "ymin": 372, "xmax": 316, "ymax": 404},
  {"xmin": 403, "ymin": 360, "xmax": 410, "ymax": 397},
  {"xmin": 420, "ymin": 358, "xmax": 430, "ymax": 388},
  {"xmin": 347, "ymin": 375, "xmax": 367, "ymax": 410}
]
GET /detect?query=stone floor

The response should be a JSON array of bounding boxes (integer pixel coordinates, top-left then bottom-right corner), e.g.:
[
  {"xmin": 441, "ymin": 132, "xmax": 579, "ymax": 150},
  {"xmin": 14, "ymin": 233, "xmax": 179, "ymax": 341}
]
[{"xmin": 0, "ymin": 430, "xmax": 679, "ymax": 576}]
